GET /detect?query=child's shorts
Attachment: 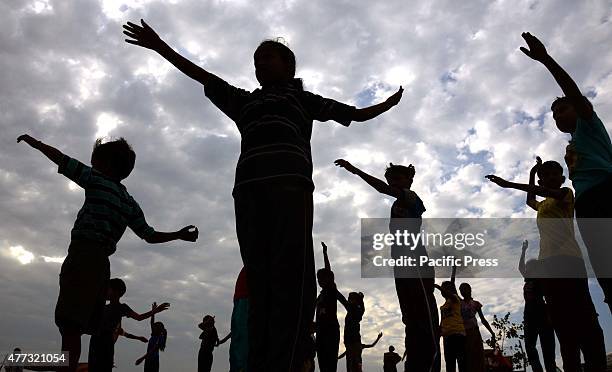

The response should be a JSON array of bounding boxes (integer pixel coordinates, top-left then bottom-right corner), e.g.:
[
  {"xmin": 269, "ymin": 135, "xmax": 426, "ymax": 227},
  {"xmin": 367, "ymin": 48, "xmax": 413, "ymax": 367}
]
[{"xmin": 55, "ymin": 239, "xmax": 111, "ymax": 335}]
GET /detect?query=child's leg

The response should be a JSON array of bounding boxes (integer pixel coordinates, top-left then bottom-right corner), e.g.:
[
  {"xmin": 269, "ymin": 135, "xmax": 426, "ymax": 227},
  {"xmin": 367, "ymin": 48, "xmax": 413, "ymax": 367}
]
[
  {"xmin": 59, "ymin": 327, "xmax": 81, "ymax": 372},
  {"xmin": 442, "ymin": 335, "xmax": 458, "ymax": 372},
  {"xmin": 523, "ymin": 318, "xmax": 544, "ymax": 372},
  {"xmin": 454, "ymin": 335, "xmax": 467, "ymax": 372},
  {"xmin": 538, "ymin": 320, "xmax": 557, "ymax": 372},
  {"xmin": 234, "ymin": 182, "xmax": 316, "ymax": 372},
  {"xmin": 315, "ymin": 326, "xmax": 340, "ymax": 372},
  {"xmin": 575, "ymin": 175, "xmax": 612, "ymax": 313}
]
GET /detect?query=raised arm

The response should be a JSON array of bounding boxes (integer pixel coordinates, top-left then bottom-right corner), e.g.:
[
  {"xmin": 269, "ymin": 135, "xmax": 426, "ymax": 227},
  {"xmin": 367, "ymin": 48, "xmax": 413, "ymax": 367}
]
[
  {"xmin": 118, "ymin": 327, "xmax": 148, "ymax": 343},
  {"xmin": 351, "ymin": 87, "xmax": 403, "ymax": 122},
  {"xmin": 128, "ymin": 302, "xmax": 170, "ymax": 322},
  {"xmin": 150, "ymin": 302, "xmax": 156, "ymax": 329},
  {"xmin": 363, "ymin": 332, "xmax": 383, "ymax": 349},
  {"xmin": 321, "ymin": 242, "xmax": 331, "ymax": 271},
  {"xmin": 518, "ymin": 240, "xmax": 528, "ymax": 278},
  {"xmin": 17, "ymin": 135, "xmax": 64, "ymax": 165},
  {"xmin": 520, "ymin": 32, "xmax": 591, "ymax": 118},
  {"xmin": 526, "ymin": 157, "xmax": 542, "ymax": 211},
  {"xmin": 144, "ymin": 226, "xmax": 199, "ymax": 244},
  {"xmin": 123, "ymin": 20, "xmax": 211, "ymax": 85},
  {"xmin": 334, "ymin": 159, "xmax": 400, "ymax": 198},
  {"xmin": 485, "ymin": 175, "xmax": 568, "ymax": 200}
]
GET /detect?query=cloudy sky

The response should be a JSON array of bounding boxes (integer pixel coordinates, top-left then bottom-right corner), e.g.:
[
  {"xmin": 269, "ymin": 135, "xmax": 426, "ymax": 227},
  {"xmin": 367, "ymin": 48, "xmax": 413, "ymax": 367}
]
[{"xmin": 1, "ymin": 0, "xmax": 611, "ymax": 371}]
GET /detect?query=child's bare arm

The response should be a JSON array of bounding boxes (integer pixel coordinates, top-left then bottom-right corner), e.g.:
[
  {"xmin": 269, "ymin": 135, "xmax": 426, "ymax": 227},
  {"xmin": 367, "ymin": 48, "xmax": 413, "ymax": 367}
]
[
  {"xmin": 485, "ymin": 175, "xmax": 568, "ymax": 200},
  {"xmin": 334, "ymin": 159, "xmax": 401, "ymax": 198},
  {"xmin": 120, "ymin": 328, "xmax": 148, "ymax": 343},
  {"xmin": 321, "ymin": 242, "xmax": 331, "ymax": 271},
  {"xmin": 128, "ymin": 302, "xmax": 170, "ymax": 321},
  {"xmin": 477, "ymin": 309, "xmax": 496, "ymax": 338},
  {"xmin": 520, "ymin": 32, "xmax": 592, "ymax": 118},
  {"xmin": 337, "ymin": 351, "xmax": 346, "ymax": 360},
  {"xmin": 518, "ymin": 240, "xmax": 528, "ymax": 277},
  {"xmin": 123, "ymin": 20, "xmax": 211, "ymax": 85},
  {"xmin": 144, "ymin": 225, "xmax": 199, "ymax": 244},
  {"xmin": 352, "ymin": 87, "xmax": 403, "ymax": 122},
  {"xmin": 526, "ymin": 157, "xmax": 542, "ymax": 211},
  {"xmin": 218, "ymin": 332, "xmax": 231, "ymax": 346},
  {"xmin": 363, "ymin": 332, "xmax": 383, "ymax": 348},
  {"xmin": 17, "ymin": 135, "xmax": 64, "ymax": 165}
]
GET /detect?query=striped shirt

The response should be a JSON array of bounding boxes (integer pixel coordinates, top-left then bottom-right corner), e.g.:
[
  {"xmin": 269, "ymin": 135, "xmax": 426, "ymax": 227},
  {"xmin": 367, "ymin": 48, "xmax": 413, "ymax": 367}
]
[
  {"xmin": 58, "ymin": 156, "xmax": 155, "ymax": 252},
  {"xmin": 204, "ymin": 75, "xmax": 356, "ymax": 192}
]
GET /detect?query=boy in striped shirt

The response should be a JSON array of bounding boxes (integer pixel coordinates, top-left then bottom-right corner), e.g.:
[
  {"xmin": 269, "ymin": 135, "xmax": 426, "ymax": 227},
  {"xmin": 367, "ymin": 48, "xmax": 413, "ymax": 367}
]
[{"xmin": 17, "ymin": 135, "xmax": 199, "ymax": 372}]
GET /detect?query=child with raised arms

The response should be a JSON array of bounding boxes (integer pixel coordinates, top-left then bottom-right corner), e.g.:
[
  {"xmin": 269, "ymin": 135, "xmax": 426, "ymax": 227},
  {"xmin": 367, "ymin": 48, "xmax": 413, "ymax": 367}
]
[
  {"xmin": 123, "ymin": 19, "xmax": 403, "ymax": 371},
  {"xmin": 17, "ymin": 135, "xmax": 198, "ymax": 372}
]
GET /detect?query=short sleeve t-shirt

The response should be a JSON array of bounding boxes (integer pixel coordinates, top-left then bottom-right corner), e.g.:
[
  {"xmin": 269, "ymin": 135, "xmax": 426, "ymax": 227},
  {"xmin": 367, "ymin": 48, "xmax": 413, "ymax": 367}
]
[
  {"xmin": 58, "ymin": 156, "xmax": 155, "ymax": 251},
  {"xmin": 460, "ymin": 299, "xmax": 482, "ymax": 331},
  {"xmin": 440, "ymin": 296, "xmax": 466, "ymax": 337},
  {"xmin": 316, "ymin": 286, "xmax": 343, "ymax": 328},
  {"xmin": 567, "ymin": 110, "xmax": 612, "ymax": 199},
  {"xmin": 199, "ymin": 327, "xmax": 219, "ymax": 353},
  {"xmin": 100, "ymin": 302, "xmax": 133, "ymax": 335},
  {"xmin": 204, "ymin": 75, "xmax": 356, "ymax": 193},
  {"xmin": 535, "ymin": 188, "xmax": 582, "ymax": 259}
]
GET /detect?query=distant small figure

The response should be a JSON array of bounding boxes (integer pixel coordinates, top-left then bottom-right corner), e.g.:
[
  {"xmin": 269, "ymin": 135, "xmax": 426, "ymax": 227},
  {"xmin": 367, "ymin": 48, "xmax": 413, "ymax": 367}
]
[
  {"xmin": 341, "ymin": 292, "xmax": 368, "ymax": 372},
  {"xmin": 518, "ymin": 241, "xmax": 557, "ymax": 372},
  {"xmin": 383, "ymin": 345, "xmax": 402, "ymax": 372},
  {"xmin": 197, "ymin": 315, "xmax": 230, "ymax": 372},
  {"xmin": 135, "ymin": 303, "xmax": 168, "ymax": 372},
  {"xmin": 436, "ymin": 281, "xmax": 466, "ymax": 372},
  {"xmin": 88, "ymin": 278, "xmax": 167, "ymax": 372},
  {"xmin": 458, "ymin": 282, "xmax": 495, "ymax": 372},
  {"xmin": 17, "ymin": 135, "xmax": 198, "ymax": 372},
  {"xmin": 3, "ymin": 348, "xmax": 23, "ymax": 372}
]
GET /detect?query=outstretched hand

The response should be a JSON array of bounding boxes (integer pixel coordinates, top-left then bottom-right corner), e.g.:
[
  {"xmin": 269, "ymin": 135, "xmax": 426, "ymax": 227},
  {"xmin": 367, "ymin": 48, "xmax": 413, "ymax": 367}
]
[
  {"xmin": 530, "ymin": 156, "xmax": 543, "ymax": 173},
  {"xmin": 385, "ymin": 86, "xmax": 404, "ymax": 107},
  {"xmin": 321, "ymin": 241, "xmax": 327, "ymax": 253},
  {"xmin": 123, "ymin": 19, "xmax": 164, "ymax": 51},
  {"xmin": 153, "ymin": 302, "xmax": 170, "ymax": 313},
  {"xmin": 334, "ymin": 159, "xmax": 358, "ymax": 174},
  {"xmin": 522, "ymin": 240, "xmax": 528, "ymax": 252},
  {"xmin": 179, "ymin": 225, "xmax": 199, "ymax": 242},
  {"xmin": 520, "ymin": 32, "xmax": 548, "ymax": 62},
  {"xmin": 485, "ymin": 174, "xmax": 511, "ymax": 188},
  {"xmin": 17, "ymin": 134, "xmax": 37, "ymax": 146}
]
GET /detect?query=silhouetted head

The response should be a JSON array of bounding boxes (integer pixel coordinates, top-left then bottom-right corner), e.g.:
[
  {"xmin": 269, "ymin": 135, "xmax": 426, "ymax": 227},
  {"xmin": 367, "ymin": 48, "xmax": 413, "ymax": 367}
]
[
  {"xmin": 551, "ymin": 97, "xmax": 592, "ymax": 133},
  {"xmin": 536, "ymin": 160, "xmax": 565, "ymax": 189},
  {"xmin": 389, "ymin": 345, "xmax": 395, "ymax": 352},
  {"xmin": 91, "ymin": 138, "xmax": 135, "ymax": 180},
  {"xmin": 200, "ymin": 314, "xmax": 215, "ymax": 329},
  {"xmin": 107, "ymin": 278, "xmax": 127, "ymax": 301},
  {"xmin": 348, "ymin": 291, "xmax": 364, "ymax": 307},
  {"xmin": 440, "ymin": 281, "xmax": 457, "ymax": 299},
  {"xmin": 254, "ymin": 40, "xmax": 302, "ymax": 89},
  {"xmin": 316, "ymin": 268, "xmax": 335, "ymax": 289},
  {"xmin": 151, "ymin": 322, "xmax": 167, "ymax": 350},
  {"xmin": 458, "ymin": 282, "xmax": 472, "ymax": 299},
  {"xmin": 385, "ymin": 163, "xmax": 415, "ymax": 190},
  {"xmin": 13, "ymin": 348, "xmax": 21, "ymax": 353}
]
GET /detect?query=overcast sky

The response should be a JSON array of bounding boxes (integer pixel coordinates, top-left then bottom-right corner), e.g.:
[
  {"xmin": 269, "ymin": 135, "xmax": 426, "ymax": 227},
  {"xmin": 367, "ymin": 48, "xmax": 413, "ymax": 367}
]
[{"xmin": 1, "ymin": 0, "xmax": 611, "ymax": 371}]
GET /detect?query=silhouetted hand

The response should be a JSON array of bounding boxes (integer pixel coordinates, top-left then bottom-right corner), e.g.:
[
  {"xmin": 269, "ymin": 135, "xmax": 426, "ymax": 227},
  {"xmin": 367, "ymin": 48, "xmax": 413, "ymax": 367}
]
[
  {"xmin": 334, "ymin": 159, "xmax": 358, "ymax": 174},
  {"xmin": 123, "ymin": 19, "xmax": 164, "ymax": 51},
  {"xmin": 17, "ymin": 134, "xmax": 37, "ymax": 146},
  {"xmin": 530, "ymin": 156, "xmax": 543, "ymax": 174},
  {"xmin": 485, "ymin": 174, "xmax": 511, "ymax": 188},
  {"xmin": 321, "ymin": 242, "xmax": 327, "ymax": 254},
  {"xmin": 377, "ymin": 331, "xmax": 383, "ymax": 339},
  {"xmin": 385, "ymin": 86, "xmax": 404, "ymax": 107},
  {"xmin": 178, "ymin": 225, "xmax": 199, "ymax": 241},
  {"xmin": 520, "ymin": 32, "xmax": 548, "ymax": 62},
  {"xmin": 153, "ymin": 302, "xmax": 170, "ymax": 314},
  {"xmin": 522, "ymin": 240, "xmax": 528, "ymax": 252},
  {"xmin": 135, "ymin": 356, "xmax": 145, "ymax": 365}
]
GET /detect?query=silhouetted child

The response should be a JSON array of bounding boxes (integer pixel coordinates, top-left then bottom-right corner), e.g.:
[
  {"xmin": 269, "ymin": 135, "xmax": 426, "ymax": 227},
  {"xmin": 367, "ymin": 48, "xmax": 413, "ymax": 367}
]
[
  {"xmin": 123, "ymin": 19, "xmax": 403, "ymax": 371},
  {"xmin": 229, "ymin": 268, "xmax": 248, "ymax": 372},
  {"xmin": 518, "ymin": 241, "xmax": 557, "ymax": 372},
  {"xmin": 315, "ymin": 242, "xmax": 346, "ymax": 372},
  {"xmin": 3, "ymin": 348, "xmax": 23, "ymax": 372},
  {"xmin": 302, "ymin": 322, "xmax": 317, "ymax": 372},
  {"xmin": 197, "ymin": 315, "xmax": 230, "ymax": 372},
  {"xmin": 436, "ymin": 281, "xmax": 466, "ymax": 372},
  {"xmin": 88, "ymin": 278, "xmax": 169, "ymax": 372},
  {"xmin": 136, "ymin": 304, "xmax": 167, "ymax": 372},
  {"xmin": 340, "ymin": 292, "xmax": 367, "ymax": 372},
  {"xmin": 520, "ymin": 32, "xmax": 612, "ymax": 313},
  {"xmin": 457, "ymin": 282, "xmax": 495, "ymax": 372},
  {"xmin": 335, "ymin": 160, "xmax": 440, "ymax": 372},
  {"xmin": 383, "ymin": 345, "xmax": 402, "ymax": 372},
  {"xmin": 338, "ymin": 332, "xmax": 382, "ymax": 370},
  {"xmin": 486, "ymin": 157, "xmax": 606, "ymax": 371},
  {"xmin": 16, "ymin": 135, "xmax": 198, "ymax": 372}
]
